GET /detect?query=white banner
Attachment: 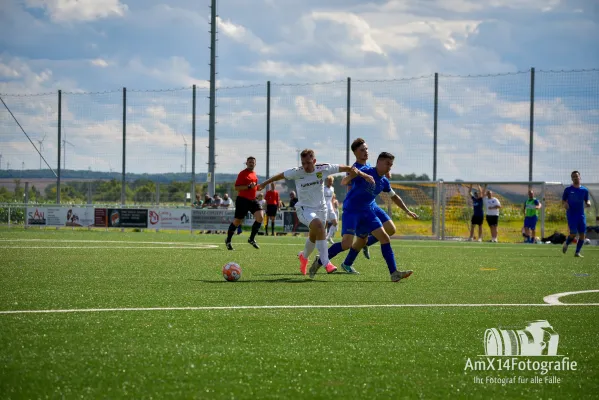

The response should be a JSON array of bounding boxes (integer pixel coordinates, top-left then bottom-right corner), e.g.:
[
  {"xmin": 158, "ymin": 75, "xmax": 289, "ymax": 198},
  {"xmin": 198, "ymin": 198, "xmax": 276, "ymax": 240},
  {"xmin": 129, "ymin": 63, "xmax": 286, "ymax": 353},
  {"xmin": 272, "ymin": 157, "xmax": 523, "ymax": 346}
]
[
  {"xmin": 26, "ymin": 207, "xmax": 47, "ymax": 226},
  {"xmin": 27, "ymin": 206, "xmax": 96, "ymax": 227},
  {"xmin": 148, "ymin": 208, "xmax": 191, "ymax": 230},
  {"xmin": 191, "ymin": 209, "xmax": 236, "ymax": 230},
  {"xmin": 244, "ymin": 210, "xmax": 284, "ymax": 227}
]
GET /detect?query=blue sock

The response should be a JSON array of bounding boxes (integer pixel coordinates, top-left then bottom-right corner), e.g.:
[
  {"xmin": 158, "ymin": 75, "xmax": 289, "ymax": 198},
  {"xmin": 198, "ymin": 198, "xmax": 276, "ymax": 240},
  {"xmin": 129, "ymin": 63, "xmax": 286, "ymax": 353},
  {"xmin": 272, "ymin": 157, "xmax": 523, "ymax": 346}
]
[
  {"xmin": 319, "ymin": 242, "xmax": 344, "ymax": 265},
  {"xmin": 566, "ymin": 236, "xmax": 574, "ymax": 245},
  {"xmin": 343, "ymin": 247, "xmax": 360, "ymax": 267},
  {"xmin": 576, "ymin": 239, "xmax": 584, "ymax": 254},
  {"xmin": 367, "ymin": 235, "xmax": 379, "ymax": 247},
  {"xmin": 381, "ymin": 243, "xmax": 397, "ymax": 274}
]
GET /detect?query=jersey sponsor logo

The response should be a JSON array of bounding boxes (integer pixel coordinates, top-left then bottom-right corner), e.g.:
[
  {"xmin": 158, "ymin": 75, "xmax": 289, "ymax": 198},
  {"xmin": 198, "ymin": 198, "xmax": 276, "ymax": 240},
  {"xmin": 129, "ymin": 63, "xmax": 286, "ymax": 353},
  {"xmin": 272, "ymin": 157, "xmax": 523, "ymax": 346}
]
[
  {"xmin": 300, "ymin": 180, "xmax": 321, "ymax": 188},
  {"xmin": 316, "ymin": 172, "xmax": 322, "ymax": 179}
]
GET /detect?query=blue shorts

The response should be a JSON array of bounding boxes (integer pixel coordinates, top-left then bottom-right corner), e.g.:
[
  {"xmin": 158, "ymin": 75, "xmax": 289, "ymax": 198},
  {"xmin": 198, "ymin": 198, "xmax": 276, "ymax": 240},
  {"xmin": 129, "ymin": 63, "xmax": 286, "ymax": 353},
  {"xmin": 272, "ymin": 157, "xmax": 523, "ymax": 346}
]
[
  {"xmin": 373, "ymin": 204, "xmax": 391, "ymax": 224},
  {"xmin": 567, "ymin": 215, "xmax": 586, "ymax": 235},
  {"xmin": 524, "ymin": 216, "xmax": 538, "ymax": 230},
  {"xmin": 342, "ymin": 209, "xmax": 383, "ymax": 238}
]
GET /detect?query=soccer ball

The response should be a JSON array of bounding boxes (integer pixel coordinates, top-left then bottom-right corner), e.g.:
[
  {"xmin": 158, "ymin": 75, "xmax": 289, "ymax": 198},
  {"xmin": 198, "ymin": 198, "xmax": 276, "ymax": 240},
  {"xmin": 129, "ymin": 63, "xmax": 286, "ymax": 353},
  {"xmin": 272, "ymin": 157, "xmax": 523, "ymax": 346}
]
[{"xmin": 222, "ymin": 262, "xmax": 242, "ymax": 282}]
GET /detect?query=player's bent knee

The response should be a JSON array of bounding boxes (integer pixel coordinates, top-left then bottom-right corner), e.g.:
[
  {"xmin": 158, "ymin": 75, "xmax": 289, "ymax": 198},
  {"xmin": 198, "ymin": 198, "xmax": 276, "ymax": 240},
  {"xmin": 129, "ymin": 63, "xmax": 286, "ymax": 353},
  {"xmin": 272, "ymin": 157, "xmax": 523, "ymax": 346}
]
[{"xmin": 384, "ymin": 222, "xmax": 396, "ymax": 236}]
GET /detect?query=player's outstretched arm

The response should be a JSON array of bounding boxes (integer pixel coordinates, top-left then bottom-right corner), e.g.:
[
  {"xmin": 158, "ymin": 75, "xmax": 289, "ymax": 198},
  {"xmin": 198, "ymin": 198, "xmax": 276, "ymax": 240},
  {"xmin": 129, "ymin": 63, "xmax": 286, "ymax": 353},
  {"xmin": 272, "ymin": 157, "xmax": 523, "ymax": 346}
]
[
  {"xmin": 339, "ymin": 165, "xmax": 375, "ymax": 184},
  {"xmin": 257, "ymin": 172, "xmax": 285, "ymax": 192},
  {"xmin": 391, "ymin": 193, "xmax": 419, "ymax": 219}
]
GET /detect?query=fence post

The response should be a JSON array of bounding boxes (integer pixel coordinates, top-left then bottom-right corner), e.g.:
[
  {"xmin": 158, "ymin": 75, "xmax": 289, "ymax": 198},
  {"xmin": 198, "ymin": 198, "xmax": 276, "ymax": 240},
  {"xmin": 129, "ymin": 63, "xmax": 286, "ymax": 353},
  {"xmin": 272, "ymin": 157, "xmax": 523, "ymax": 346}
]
[
  {"xmin": 432, "ymin": 74, "xmax": 439, "ymax": 237},
  {"xmin": 192, "ymin": 84, "xmax": 196, "ymax": 202},
  {"xmin": 208, "ymin": 0, "xmax": 217, "ymax": 197},
  {"xmin": 122, "ymin": 87, "xmax": 127, "ymax": 206},
  {"xmin": 433, "ymin": 73, "xmax": 438, "ymax": 181},
  {"xmin": 540, "ymin": 181, "xmax": 546, "ymax": 239},
  {"xmin": 529, "ymin": 67, "xmax": 535, "ymax": 182},
  {"xmin": 57, "ymin": 90, "xmax": 62, "ymax": 204},
  {"xmin": 266, "ymin": 81, "xmax": 271, "ymax": 177},
  {"xmin": 346, "ymin": 77, "xmax": 351, "ymax": 166}
]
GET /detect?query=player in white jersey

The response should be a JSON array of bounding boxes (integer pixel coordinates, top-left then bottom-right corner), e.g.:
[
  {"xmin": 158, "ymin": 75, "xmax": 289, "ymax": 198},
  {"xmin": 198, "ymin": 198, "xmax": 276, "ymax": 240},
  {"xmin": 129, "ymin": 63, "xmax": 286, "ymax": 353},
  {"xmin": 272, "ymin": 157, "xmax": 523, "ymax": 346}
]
[
  {"xmin": 323, "ymin": 176, "xmax": 338, "ymax": 244},
  {"xmin": 258, "ymin": 149, "xmax": 374, "ymax": 275}
]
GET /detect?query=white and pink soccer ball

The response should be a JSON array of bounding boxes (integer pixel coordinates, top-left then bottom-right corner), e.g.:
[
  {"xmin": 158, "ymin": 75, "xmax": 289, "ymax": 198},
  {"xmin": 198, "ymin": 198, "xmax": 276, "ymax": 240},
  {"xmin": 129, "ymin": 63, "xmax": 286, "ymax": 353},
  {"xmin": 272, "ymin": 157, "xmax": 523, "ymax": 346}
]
[{"xmin": 222, "ymin": 262, "xmax": 242, "ymax": 282}]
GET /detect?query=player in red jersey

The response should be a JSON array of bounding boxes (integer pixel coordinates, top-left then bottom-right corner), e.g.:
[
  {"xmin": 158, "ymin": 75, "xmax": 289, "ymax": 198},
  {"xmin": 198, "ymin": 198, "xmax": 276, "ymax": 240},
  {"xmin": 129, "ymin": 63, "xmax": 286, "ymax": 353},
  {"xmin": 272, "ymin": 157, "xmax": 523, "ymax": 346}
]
[{"xmin": 225, "ymin": 156, "xmax": 264, "ymax": 250}]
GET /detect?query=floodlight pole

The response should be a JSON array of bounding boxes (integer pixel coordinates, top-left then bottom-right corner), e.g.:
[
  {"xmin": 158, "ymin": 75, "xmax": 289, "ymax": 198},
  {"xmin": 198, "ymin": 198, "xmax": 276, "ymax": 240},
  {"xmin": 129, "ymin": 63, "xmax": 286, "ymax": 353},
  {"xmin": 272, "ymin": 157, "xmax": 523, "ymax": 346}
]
[{"xmin": 207, "ymin": 0, "xmax": 217, "ymax": 196}]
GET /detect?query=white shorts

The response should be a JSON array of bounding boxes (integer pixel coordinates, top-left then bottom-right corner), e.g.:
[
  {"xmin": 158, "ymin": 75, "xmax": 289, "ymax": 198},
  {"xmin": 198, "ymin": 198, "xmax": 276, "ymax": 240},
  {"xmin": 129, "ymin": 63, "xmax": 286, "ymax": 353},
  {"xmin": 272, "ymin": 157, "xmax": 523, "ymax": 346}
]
[
  {"xmin": 326, "ymin": 207, "xmax": 337, "ymax": 222},
  {"xmin": 297, "ymin": 206, "xmax": 327, "ymax": 228}
]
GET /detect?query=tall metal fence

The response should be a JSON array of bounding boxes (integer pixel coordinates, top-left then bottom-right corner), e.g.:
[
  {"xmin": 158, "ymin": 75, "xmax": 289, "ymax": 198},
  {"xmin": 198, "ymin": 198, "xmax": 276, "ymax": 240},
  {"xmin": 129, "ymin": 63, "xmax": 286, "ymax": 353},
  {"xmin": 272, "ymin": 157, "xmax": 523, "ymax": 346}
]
[{"xmin": 1, "ymin": 68, "xmax": 598, "ymax": 205}]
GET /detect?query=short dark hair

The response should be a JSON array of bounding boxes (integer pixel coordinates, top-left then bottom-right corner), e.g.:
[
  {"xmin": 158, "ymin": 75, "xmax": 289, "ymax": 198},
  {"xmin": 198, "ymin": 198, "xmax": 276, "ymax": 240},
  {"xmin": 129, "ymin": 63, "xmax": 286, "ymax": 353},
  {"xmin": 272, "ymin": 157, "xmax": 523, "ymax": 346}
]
[
  {"xmin": 300, "ymin": 149, "xmax": 315, "ymax": 158},
  {"xmin": 571, "ymin": 170, "xmax": 580, "ymax": 177},
  {"xmin": 247, "ymin": 156, "xmax": 256, "ymax": 161},
  {"xmin": 377, "ymin": 152, "xmax": 395, "ymax": 161},
  {"xmin": 351, "ymin": 138, "xmax": 366, "ymax": 153}
]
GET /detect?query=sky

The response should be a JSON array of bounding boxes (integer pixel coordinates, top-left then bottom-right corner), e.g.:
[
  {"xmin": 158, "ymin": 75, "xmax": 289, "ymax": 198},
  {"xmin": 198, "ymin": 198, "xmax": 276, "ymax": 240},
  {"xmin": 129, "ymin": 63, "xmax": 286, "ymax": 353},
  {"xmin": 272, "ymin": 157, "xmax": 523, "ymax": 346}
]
[{"xmin": 0, "ymin": 0, "xmax": 598, "ymax": 183}]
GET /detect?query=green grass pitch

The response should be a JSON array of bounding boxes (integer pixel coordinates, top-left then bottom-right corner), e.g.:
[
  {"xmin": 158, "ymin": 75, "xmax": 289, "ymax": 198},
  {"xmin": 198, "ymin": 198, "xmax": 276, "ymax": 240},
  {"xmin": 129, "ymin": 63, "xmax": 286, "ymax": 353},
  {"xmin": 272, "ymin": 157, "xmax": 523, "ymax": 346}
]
[{"xmin": 0, "ymin": 228, "xmax": 598, "ymax": 399}]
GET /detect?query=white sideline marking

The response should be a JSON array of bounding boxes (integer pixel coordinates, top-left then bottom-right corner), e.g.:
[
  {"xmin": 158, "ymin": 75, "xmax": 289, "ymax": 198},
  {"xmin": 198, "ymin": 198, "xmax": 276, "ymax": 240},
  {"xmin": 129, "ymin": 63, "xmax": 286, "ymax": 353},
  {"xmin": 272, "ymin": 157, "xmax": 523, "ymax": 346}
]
[
  {"xmin": 0, "ymin": 245, "xmax": 221, "ymax": 249},
  {"xmin": 0, "ymin": 239, "xmax": 205, "ymax": 246},
  {"xmin": 2, "ymin": 303, "xmax": 599, "ymax": 315},
  {"xmin": 543, "ymin": 290, "xmax": 599, "ymax": 305},
  {"xmin": 1, "ymin": 238, "xmax": 597, "ymax": 250}
]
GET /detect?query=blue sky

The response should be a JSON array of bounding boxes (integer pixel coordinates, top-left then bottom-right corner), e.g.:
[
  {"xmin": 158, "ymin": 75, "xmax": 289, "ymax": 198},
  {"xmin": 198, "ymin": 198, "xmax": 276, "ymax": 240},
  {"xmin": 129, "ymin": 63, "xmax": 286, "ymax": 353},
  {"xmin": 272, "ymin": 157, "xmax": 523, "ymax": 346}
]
[{"xmin": 0, "ymin": 0, "xmax": 598, "ymax": 182}]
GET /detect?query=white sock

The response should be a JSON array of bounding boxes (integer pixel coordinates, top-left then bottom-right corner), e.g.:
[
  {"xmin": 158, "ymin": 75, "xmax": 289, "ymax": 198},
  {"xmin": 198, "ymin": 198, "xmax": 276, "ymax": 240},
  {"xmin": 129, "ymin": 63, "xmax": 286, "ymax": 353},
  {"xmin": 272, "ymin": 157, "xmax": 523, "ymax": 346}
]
[
  {"xmin": 327, "ymin": 225, "xmax": 337, "ymax": 239},
  {"xmin": 316, "ymin": 240, "xmax": 329, "ymax": 265},
  {"xmin": 303, "ymin": 239, "xmax": 316, "ymax": 258}
]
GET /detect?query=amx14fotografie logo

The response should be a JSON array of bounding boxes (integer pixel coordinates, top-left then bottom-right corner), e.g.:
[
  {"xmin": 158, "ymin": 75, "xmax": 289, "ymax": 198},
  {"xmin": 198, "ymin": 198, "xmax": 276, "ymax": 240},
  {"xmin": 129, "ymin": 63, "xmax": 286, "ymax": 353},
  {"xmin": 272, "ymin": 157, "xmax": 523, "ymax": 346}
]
[{"xmin": 464, "ymin": 320, "xmax": 578, "ymax": 386}]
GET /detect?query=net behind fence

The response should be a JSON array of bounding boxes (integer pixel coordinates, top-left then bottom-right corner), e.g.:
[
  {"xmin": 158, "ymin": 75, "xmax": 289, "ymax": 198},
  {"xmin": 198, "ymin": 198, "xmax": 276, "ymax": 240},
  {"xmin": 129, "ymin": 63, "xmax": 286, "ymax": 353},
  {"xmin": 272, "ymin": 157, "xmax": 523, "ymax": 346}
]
[
  {"xmin": 534, "ymin": 69, "xmax": 599, "ymax": 183},
  {"xmin": 0, "ymin": 93, "xmax": 58, "ymax": 203},
  {"xmin": 61, "ymin": 90, "xmax": 122, "ymax": 204},
  {"xmin": 127, "ymin": 88, "xmax": 194, "ymax": 205},
  {"xmin": 270, "ymin": 81, "xmax": 347, "ymax": 172},
  {"xmin": 384, "ymin": 181, "xmax": 598, "ymax": 242},
  {"xmin": 437, "ymin": 72, "xmax": 532, "ymax": 182},
  {"xmin": 216, "ymin": 84, "xmax": 267, "ymax": 195},
  {"xmin": 352, "ymin": 76, "xmax": 435, "ymax": 180}
]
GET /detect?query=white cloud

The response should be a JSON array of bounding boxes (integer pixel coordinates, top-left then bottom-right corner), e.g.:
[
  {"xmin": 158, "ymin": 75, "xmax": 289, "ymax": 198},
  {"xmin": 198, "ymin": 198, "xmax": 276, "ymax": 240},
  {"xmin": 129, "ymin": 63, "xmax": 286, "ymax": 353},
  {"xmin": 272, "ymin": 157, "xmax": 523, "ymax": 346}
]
[
  {"xmin": 90, "ymin": 58, "xmax": 109, "ymax": 68},
  {"xmin": 145, "ymin": 106, "xmax": 167, "ymax": 120},
  {"xmin": 24, "ymin": 0, "xmax": 128, "ymax": 22},
  {"xmin": 0, "ymin": 63, "xmax": 21, "ymax": 78},
  {"xmin": 217, "ymin": 17, "xmax": 272, "ymax": 54},
  {"xmin": 311, "ymin": 11, "xmax": 386, "ymax": 55}
]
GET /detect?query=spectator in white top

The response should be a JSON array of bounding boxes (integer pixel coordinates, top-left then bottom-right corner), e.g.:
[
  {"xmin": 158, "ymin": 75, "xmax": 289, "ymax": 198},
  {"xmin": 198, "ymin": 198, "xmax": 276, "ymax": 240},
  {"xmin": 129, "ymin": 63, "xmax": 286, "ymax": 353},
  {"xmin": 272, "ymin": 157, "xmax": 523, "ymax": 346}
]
[
  {"xmin": 220, "ymin": 193, "xmax": 232, "ymax": 208},
  {"xmin": 482, "ymin": 186, "xmax": 502, "ymax": 242}
]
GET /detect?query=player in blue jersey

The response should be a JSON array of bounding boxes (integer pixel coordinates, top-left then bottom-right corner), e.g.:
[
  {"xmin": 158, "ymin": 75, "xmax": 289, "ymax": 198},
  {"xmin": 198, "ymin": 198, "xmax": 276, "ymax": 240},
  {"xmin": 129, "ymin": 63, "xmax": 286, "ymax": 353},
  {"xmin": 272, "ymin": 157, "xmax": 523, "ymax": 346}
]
[
  {"xmin": 561, "ymin": 171, "xmax": 591, "ymax": 257},
  {"xmin": 309, "ymin": 152, "xmax": 416, "ymax": 282},
  {"xmin": 467, "ymin": 184, "xmax": 484, "ymax": 241},
  {"xmin": 340, "ymin": 138, "xmax": 396, "ymax": 261}
]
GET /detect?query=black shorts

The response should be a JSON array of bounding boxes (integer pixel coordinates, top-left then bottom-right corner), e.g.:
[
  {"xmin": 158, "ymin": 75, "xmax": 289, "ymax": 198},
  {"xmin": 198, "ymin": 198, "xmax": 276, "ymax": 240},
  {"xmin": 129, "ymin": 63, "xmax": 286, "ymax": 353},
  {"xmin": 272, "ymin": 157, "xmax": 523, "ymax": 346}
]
[
  {"xmin": 471, "ymin": 215, "xmax": 484, "ymax": 225},
  {"xmin": 266, "ymin": 204, "xmax": 278, "ymax": 217},
  {"xmin": 486, "ymin": 215, "xmax": 499, "ymax": 227},
  {"xmin": 234, "ymin": 196, "xmax": 262, "ymax": 220}
]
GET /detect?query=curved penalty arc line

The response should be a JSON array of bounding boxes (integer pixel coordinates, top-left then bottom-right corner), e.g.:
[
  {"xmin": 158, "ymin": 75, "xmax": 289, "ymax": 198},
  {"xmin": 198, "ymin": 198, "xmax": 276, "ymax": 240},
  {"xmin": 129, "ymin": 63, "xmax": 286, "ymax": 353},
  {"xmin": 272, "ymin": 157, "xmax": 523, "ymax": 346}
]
[{"xmin": 543, "ymin": 289, "xmax": 599, "ymax": 305}]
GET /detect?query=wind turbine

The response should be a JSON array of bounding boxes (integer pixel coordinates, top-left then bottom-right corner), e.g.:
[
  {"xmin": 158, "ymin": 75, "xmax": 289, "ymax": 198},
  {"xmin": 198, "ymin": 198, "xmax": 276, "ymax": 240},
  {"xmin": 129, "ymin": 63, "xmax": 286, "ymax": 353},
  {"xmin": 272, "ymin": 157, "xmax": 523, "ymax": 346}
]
[
  {"xmin": 63, "ymin": 140, "xmax": 75, "ymax": 170},
  {"xmin": 62, "ymin": 126, "xmax": 75, "ymax": 170},
  {"xmin": 36, "ymin": 134, "xmax": 47, "ymax": 170},
  {"xmin": 0, "ymin": 153, "xmax": 2, "ymax": 169}
]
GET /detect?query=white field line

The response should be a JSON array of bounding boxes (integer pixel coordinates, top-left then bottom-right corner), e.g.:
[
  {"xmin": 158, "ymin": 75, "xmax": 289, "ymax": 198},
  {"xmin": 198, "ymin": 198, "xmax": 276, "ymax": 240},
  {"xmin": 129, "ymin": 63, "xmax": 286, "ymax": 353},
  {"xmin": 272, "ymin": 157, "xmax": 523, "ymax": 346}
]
[
  {"xmin": 1, "ymin": 303, "xmax": 599, "ymax": 315},
  {"xmin": 0, "ymin": 246, "xmax": 219, "ymax": 249},
  {"xmin": 0, "ymin": 238, "xmax": 597, "ymax": 251},
  {"xmin": 543, "ymin": 290, "xmax": 599, "ymax": 305},
  {"xmin": 0, "ymin": 239, "xmax": 204, "ymax": 246}
]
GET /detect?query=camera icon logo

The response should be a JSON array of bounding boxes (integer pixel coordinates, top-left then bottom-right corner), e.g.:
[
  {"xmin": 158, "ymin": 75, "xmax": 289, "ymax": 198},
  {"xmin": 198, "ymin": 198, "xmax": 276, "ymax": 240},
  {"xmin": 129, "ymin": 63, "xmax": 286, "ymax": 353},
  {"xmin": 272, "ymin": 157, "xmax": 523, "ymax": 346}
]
[{"xmin": 484, "ymin": 320, "xmax": 559, "ymax": 356}]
